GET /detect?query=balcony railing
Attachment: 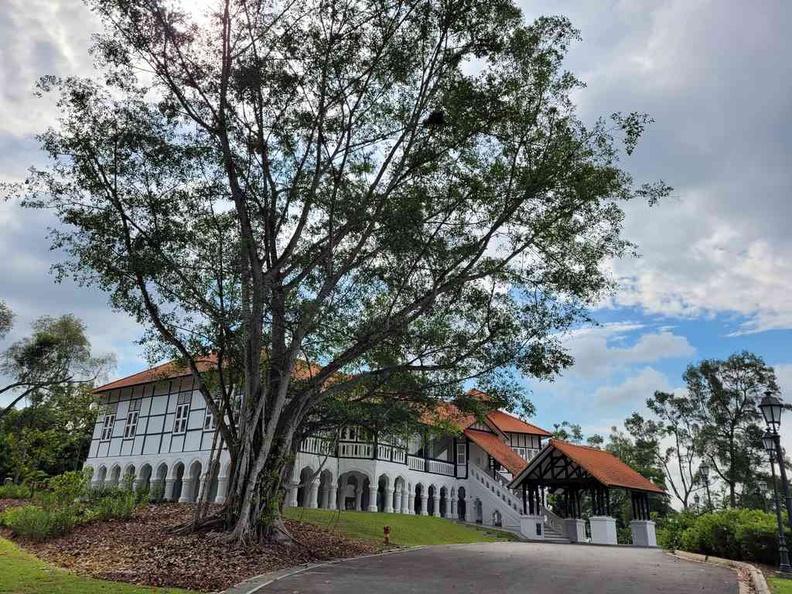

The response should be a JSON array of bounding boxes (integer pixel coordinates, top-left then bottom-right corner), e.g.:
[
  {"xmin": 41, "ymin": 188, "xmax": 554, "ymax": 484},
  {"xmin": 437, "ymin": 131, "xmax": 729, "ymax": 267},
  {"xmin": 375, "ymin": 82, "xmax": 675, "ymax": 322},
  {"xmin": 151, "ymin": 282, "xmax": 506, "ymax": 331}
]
[
  {"xmin": 338, "ymin": 441, "xmax": 373, "ymax": 459},
  {"xmin": 408, "ymin": 455, "xmax": 425, "ymax": 471},
  {"xmin": 426, "ymin": 459, "xmax": 455, "ymax": 476}
]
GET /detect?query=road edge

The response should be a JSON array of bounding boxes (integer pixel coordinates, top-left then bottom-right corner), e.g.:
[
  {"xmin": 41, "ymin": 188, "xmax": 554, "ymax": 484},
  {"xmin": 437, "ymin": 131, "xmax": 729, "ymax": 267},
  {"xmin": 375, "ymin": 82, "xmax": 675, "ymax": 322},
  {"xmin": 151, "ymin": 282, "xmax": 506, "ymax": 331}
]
[{"xmin": 669, "ymin": 550, "xmax": 770, "ymax": 594}]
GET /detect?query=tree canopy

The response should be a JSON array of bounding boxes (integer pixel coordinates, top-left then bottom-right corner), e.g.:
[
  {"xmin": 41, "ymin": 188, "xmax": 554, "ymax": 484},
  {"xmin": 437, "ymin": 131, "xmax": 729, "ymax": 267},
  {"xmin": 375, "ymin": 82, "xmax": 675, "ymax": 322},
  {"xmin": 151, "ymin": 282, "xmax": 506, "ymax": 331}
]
[
  {"xmin": 14, "ymin": 0, "xmax": 668, "ymax": 541},
  {"xmin": 0, "ymin": 311, "xmax": 113, "ymax": 419}
]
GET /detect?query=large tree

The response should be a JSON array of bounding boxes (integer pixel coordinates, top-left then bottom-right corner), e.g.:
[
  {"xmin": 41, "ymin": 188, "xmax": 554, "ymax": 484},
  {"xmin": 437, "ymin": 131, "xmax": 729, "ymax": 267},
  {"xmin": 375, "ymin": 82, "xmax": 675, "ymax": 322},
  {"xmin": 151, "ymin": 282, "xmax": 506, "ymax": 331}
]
[
  {"xmin": 0, "ymin": 312, "xmax": 112, "ymax": 419},
  {"xmin": 687, "ymin": 352, "xmax": 775, "ymax": 508},
  {"xmin": 15, "ymin": 0, "xmax": 668, "ymax": 541}
]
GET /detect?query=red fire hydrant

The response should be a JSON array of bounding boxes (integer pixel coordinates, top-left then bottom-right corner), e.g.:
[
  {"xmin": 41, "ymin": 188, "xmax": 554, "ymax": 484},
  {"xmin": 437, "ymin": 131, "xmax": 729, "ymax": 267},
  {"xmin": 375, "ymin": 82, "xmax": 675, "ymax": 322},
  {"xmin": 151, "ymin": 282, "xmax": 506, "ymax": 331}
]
[{"xmin": 383, "ymin": 525, "xmax": 391, "ymax": 545}]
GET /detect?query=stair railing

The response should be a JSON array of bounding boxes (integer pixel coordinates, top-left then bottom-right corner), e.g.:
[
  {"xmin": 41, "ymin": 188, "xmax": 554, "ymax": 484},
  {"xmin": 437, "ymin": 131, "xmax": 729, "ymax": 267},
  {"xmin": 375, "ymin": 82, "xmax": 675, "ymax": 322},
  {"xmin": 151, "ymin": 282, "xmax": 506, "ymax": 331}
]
[{"xmin": 541, "ymin": 505, "xmax": 565, "ymax": 534}]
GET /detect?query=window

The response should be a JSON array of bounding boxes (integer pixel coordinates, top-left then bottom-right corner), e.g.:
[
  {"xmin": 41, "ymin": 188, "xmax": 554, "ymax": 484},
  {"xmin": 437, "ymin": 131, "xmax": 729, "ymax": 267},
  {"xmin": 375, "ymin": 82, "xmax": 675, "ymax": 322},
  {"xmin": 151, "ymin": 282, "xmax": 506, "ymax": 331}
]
[
  {"xmin": 456, "ymin": 442, "xmax": 466, "ymax": 465},
  {"xmin": 173, "ymin": 393, "xmax": 190, "ymax": 434},
  {"xmin": 123, "ymin": 400, "xmax": 141, "ymax": 439},
  {"xmin": 203, "ymin": 408, "xmax": 217, "ymax": 431},
  {"xmin": 101, "ymin": 414, "xmax": 116, "ymax": 441}
]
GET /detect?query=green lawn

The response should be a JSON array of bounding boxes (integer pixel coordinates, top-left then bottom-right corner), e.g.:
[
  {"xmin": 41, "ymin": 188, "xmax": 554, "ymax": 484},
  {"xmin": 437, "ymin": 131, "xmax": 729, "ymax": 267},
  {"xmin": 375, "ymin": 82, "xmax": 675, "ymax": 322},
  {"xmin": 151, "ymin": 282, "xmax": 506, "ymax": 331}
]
[
  {"xmin": 283, "ymin": 508, "xmax": 519, "ymax": 546},
  {"xmin": 769, "ymin": 576, "xmax": 792, "ymax": 594},
  {"xmin": 0, "ymin": 537, "xmax": 189, "ymax": 594}
]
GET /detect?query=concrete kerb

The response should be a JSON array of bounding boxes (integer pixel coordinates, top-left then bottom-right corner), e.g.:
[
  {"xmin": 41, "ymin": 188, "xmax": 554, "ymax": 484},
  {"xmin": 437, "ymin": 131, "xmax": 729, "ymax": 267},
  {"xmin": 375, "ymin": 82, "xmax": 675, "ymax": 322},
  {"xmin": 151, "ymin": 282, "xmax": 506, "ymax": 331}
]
[
  {"xmin": 222, "ymin": 546, "xmax": 427, "ymax": 594},
  {"xmin": 669, "ymin": 550, "xmax": 770, "ymax": 594}
]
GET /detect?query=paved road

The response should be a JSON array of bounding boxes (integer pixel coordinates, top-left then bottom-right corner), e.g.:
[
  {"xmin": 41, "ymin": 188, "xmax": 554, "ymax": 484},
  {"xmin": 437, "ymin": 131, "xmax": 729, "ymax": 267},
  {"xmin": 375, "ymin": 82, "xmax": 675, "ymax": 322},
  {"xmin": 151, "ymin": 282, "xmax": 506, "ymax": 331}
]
[{"xmin": 255, "ymin": 543, "xmax": 738, "ymax": 594}]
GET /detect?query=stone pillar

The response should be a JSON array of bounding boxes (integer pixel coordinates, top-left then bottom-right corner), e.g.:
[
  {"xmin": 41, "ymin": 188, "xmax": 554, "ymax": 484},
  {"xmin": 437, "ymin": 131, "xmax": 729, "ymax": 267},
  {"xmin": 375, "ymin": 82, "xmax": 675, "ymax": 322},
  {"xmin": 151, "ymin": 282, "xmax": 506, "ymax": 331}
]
[
  {"xmin": 164, "ymin": 478, "xmax": 176, "ymax": 501},
  {"xmin": 308, "ymin": 480, "xmax": 320, "ymax": 509},
  {"xmin": 590, "ymin": 516, "xmax": 618, "ymax": 545},
  {"xmin": 520, "ymin": 515, "xmax": 544, "ymax": 540},
  {"xmin": 355, "ymin": 487, "xmax": 364, "ymax": 511},
  {"xmin": 630, "ymin": 520, "xmax": 657, "ymax": 548},
  {"xmin": 327, "ymin": 482, "xmax": 337, "ymax": 510},
  {"xmin": 564, "ymin": 518, "xmax": 586, "ymax": 543},
  {"xmin": 467, "ymin": 497, "xmax": 475, "ymax": 522},
  {"xmin": 433, "ymin": 498, "xmax": 441, "ymax": 517},
  {"xmin": 450, "ymin": 497, "xmax": 457, "ymax": 520},
  {"xmin": 420, "ymin": 493, "xmax": 429, "ymax": 516},
  {"xmin": 287, "ymin": 481, "xmax": 299, "ymax": 508},
  {"xmin": 368, "ymin": 485, "xmax": 379, "ymax": 512},
  {"xmin": 336, "ymin": 484, "xmax": 345, "ymax": 510},
  {"xmin": 407, "ymin": 491, "xmax": 414, "ymax": 514},
  {"xmin": 134, "ymin": 478, "xmax": 147, "ymax": 493},
  {"xmin": 179, "ymin": 477, "xmax": 194, "ymax": 503},
  {"xmin": 394, "ymin": 488, "xmax": 402, "ymax": 514},
  {"xmin": 149, "ymin": 479, "xmax": 164, "ymax": 501},
  {"xmin": 214, "ymin": 475, "xmax": 228, "ymax": 504},
  {"xmin": 402, "ymin": 488, "xmax": 410, "ymax": 514},
  {"xmin": 384, "ymin": 487, "xmax": 394, "ymax": 513}
]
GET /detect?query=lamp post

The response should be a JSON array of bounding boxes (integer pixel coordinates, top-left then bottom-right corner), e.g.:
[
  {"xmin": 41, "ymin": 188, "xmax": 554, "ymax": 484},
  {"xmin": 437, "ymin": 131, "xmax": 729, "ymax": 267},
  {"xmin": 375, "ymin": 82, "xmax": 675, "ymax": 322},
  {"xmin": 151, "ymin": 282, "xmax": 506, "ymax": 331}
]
[
  {"xmin": 763, "ymin": 430, "xmax": 792, "ymax": 574},
  {"xmin": 760, "ymin": 392, "xmax": 792, "ymax": 534},
  {"xmin": 699, "ymin": 461, "xmax": 713, "ymax": 511}
]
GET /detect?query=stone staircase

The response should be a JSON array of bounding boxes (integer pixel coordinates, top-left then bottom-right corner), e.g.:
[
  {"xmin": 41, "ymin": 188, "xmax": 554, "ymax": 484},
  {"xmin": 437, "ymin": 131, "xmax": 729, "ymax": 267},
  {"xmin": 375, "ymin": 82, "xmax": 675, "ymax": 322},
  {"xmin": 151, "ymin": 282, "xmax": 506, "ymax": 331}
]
[{"xmin": 541, "ymin": 522, "xmax": 571, "ymax": 544}]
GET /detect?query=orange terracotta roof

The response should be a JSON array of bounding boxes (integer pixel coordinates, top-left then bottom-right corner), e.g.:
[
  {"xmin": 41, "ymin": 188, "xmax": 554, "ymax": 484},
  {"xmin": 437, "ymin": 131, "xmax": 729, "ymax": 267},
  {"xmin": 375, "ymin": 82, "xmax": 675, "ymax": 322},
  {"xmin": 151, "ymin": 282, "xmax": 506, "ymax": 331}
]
[
  {"xmin": 464, "ymin": 428, "xmax": 528, "ymax": 476},
  {"xmin": 536, "ymin": 440, "xmax": 665, "ymax": 494},
  {"xmin": 485, "ymin": 410, "xmax": 552, "ymax": 436},
  {"xmin": 420, "ymin": 401, "xmax": 476, "ymax": 430},
  {"xmin": 94, "ymin": 356, "xmax": 322, "ymax": 393}
]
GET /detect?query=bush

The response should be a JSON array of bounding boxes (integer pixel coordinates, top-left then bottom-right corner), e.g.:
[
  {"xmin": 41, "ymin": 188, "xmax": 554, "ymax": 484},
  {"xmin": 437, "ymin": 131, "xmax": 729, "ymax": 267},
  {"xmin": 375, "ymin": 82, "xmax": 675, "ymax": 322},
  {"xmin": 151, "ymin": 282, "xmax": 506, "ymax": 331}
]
[
  {"xmin": 0, "ymin": 483, "xmax": 32, "ymax": 499},
  {"xmin": 667, "ymin": 508, "xmax": 788, "ymax": 566},
  {"xmin": 657, "ymin": 511, "xmax": 697, "ymax": 550},
  {"xmin": 1, "ymin": 505, "xmax": 76, "ymax": 541},
  {"xmin": 93, "ymin": 491, "xmax": 136, "ymax": 521},
  {"xmin": 46, "ymin": 470, "xmax": 90, "ymax": 507}
]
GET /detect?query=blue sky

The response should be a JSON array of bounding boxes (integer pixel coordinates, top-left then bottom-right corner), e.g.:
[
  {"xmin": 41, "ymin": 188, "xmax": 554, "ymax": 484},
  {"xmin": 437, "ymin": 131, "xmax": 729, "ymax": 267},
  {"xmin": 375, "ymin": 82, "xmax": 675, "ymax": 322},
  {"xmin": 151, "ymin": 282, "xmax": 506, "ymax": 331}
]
[{"xmin": 2, "ymin": 0, "xmax": 792, "ymax": 444}]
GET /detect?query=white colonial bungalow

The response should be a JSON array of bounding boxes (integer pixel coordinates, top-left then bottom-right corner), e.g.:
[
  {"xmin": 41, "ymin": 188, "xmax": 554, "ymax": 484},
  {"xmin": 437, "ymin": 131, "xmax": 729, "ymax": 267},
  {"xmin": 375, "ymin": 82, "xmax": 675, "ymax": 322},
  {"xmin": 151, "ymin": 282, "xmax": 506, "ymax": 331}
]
[{"xmin": 84, "ymin": 361, "xmax": 664, "ymax": 547}]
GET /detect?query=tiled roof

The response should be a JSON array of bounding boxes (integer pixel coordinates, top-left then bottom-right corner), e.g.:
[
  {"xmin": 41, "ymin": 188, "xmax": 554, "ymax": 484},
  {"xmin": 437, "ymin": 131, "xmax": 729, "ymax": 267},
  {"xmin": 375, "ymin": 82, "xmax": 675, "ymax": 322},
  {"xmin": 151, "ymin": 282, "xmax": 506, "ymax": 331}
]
[
  {"xmin": 526, "ymin": 440, "xmax": 665, "ymax": 494},
  {"xmin": 94, "ymin": 356, "xmax": 322, "ymax": 393},
  {"xmin": 464, "ymin": 428, "xmax": 528, "ymax": 476},
  {"xmin": 485, "ymin": 410, "xmax": 552, "ymax": 436}
]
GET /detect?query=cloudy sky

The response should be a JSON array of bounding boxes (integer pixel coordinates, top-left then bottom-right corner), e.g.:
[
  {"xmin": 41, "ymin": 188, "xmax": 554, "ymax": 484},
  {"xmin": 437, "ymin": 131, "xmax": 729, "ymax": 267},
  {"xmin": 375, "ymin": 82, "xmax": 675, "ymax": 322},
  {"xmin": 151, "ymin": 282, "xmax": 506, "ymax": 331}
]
[{"xmin": 2, "ymin": 0, "xmax": 792, "ymax": 441}]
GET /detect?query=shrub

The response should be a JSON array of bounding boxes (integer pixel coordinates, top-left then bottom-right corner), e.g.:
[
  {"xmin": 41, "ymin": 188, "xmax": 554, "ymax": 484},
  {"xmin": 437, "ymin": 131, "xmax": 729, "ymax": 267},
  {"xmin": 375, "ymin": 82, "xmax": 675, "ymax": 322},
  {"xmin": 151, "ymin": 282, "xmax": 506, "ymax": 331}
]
[
  {"xmin": 0, "ymin": 483, "xmax": 32, "ymax": 499},
  {"xmin": 1, "ymin": 505, "xmax": 76, "ymax": 541},
  {"xmin": 46, "ymin": 470, "xmax": 91, "ymax": 507},
  {"xmin": 657, "ymin": 511, "xmax": 697, "ymax": 551},
  {"xmin": 94, "ymin": 491, "xmax": 136, "ymax": 521},
  {"xmin": 670, "ymin": 508, "xmax": 788, "ymax": 566}
]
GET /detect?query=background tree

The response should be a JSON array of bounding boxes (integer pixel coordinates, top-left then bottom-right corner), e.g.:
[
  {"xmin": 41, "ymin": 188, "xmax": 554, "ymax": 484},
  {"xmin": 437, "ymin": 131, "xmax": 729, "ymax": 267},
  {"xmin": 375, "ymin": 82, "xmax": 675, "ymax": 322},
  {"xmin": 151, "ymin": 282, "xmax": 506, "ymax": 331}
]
[
  {"xmin": 0, "ymin": 300, "xmax": 13, "ymax": 340},
  {"xmin": 15, "ymin": 0, "xmax": 668, "ymax": 542},
  {"xmin": 687, "ymin": 352, "xmax": 775, "ymax": 508},
  {"xmin": 0, "ymin": 312, "xmax": 113, "ymax": 419}
]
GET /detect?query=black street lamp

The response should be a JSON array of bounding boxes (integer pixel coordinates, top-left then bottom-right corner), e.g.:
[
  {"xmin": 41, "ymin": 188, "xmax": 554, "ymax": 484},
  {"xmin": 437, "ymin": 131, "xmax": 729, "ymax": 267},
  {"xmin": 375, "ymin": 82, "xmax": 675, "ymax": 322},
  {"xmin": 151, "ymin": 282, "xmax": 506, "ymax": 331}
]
[
  {"xmin": 763, "ymin": 431, "xmax": 792, "ymax": 574},
  {"xmin": 698, "ymin": 461, "xmax": 712, "ymax": 511},
  {"xmin": 760, "ymin": 392, "xmax": 792, "ymax": 534}
]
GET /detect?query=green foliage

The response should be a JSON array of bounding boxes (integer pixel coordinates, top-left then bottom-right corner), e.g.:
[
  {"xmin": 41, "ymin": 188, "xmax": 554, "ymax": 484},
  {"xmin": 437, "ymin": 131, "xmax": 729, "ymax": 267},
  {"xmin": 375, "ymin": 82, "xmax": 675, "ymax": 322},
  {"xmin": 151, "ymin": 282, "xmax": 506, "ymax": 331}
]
[
  {"xmin": 660, "ymin": 509, "xmax": 787, "ymax": 566},
  {"xmin": 1, "ymin": 505, "xmax": 77, "ymax": 541},
  {"xmin": 46, "ymin": 470, "xmax": 91, "ymax": 507},
  {"xmin": 93, "ymin": 491, "xmax": 136, "ymax": 521},
  {"xmin": 0, "ymin": 482, "xmax": 32, "ymax": 499}
]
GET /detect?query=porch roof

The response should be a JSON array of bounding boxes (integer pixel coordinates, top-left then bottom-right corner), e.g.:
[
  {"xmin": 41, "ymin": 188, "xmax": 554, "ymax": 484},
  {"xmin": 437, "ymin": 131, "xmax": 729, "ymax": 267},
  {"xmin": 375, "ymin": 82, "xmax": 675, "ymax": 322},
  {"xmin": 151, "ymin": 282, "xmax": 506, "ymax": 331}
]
[
  {"xmin": 464, "ymin": 428, "xmax": 528, "ymax": 475},
  {"xmin": 508, "ymin": 439, "xmax": 665, "ymax": 494}
]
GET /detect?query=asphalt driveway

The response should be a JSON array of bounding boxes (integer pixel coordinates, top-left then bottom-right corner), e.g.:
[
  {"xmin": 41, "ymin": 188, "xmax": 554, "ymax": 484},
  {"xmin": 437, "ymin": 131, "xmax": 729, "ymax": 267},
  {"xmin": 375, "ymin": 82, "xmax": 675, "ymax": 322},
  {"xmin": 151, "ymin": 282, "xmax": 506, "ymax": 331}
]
[{"xmin": 252, "ymin": 542, "xmax": 738, "ymax": 594}]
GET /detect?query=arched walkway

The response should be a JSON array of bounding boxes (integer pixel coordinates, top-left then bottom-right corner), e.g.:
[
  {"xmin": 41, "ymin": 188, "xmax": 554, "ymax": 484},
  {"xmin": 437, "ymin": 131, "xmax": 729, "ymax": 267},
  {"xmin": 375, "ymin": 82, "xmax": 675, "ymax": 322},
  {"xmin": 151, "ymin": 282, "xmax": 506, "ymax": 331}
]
[
  {"xmin": 376, "ymin": 474, "xmax": 390, "ymax": 512},
  {"xmin": 439, "ymin": 486, "xmax": 448, "ymax": 518},
  {"xmin": 297, "ymin": 466, "xmax": 316, "ymax": 508},
  {"xmin": 171, "ymin": 462, "xmax": 185, "ymax": 502},
  {"xmin": 318, "ymin": 469, "xmax": 335, "ymax": 510},
  {"xmin": 153, "ymin": 463, "xmax": 168, "ymax": 501},
  {"xmin": 109, "ymin": 465, "xmax": 121, "ymax": 487},
  {"xmin": 137, "ymin": 463, "xmax": 153, "ymax": 494},
  {"xmin": 414, "ymin": 483, "xmax": 425, "ymax": 515},
  {"xmin": 95, "ymin": 466, "xmax": 107, "ymax": 488},
  {"xmin": 122, "ymin": 464, "xmax": 136, "ymax": 489},
  {"xmin": 457, "ymin": 486, "xmax": 467, "ymax": 521}
]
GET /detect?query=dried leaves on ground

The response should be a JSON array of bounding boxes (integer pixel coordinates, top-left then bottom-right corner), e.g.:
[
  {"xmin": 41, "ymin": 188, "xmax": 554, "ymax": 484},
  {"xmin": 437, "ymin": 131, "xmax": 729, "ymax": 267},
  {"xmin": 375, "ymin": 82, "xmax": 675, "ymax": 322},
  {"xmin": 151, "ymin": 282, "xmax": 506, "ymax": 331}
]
[
  {"xmin": 15, "ymin": 503, "xmax": 379, "ymax": 592},
  {"xmin": 0, "ymin": 498, "xmax": 27, "ymax": 513}
]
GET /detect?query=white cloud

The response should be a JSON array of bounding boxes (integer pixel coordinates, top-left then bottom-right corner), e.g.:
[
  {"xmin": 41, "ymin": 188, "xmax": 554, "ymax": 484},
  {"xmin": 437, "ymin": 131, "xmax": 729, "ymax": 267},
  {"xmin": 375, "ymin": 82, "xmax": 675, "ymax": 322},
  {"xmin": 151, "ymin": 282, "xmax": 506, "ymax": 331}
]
[
  {"xmin": 563, "ymin": 323, "xmax": 694, "ymax": 378},
  {"xmin": 593, "ymin": 367, "xmax": 671, "ymax": 406}
]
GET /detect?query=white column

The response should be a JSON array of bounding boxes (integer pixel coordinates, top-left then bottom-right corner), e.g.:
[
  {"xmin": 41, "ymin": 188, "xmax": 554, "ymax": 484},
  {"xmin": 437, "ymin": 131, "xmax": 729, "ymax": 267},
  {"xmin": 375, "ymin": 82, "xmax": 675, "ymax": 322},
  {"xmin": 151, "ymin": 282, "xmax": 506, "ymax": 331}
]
[
  {"xmin": 402, "ymin": 489, "xmax": 410, "ymax": 514},
  {"xmin": 328, "ymin": 482, "xmax": 337, "ymax": 510},
  {"xmin": 394, "ymin": 488, "xmax": 402, "ymax": 514},
  {"xmin": 308, "ymin": 480, "xmax": 320, "ymax": 509},
  {"xmin": 407, "ymin": 492, "xmax": 415, "ymax": 515},
  {"xmin": 215, "ymin": 475, "xmax": 228, "ymax": 504},
  {"xmin": 368, "ymin": 485, "xmax": 379, "ymax": 512},
  {"xmin": 164, "ymin": 478, "xmax": 176, "ymax": 501},
  {"xmin": 450, "ymin": 497, "xmax": 457, "ymax": 520},
  {"xmin": 355, "ymin": 487, "xmax": 364, "ymax": 511},
  {"xmin": 590, "ymin": 516, "xmax": 618, "ymax": 545},
  {"xmin": 384, "ymin": 487, "xmax": 394, "ymax": 513},
  {"xmin": 287, "ymin": 481, "xmax": 299, "ymax": 508},
  {"xmin": 432, "ymin": 498, "xmax": 441, "ymax": 517},
  {"xmin": 420, "ymin": 493, "xmax": 429, "ymax": 516},
  {"xmin": 467, "ymin": 497, "xmax": 475, "ymax": 522},
  {"xmin": 179, "ymin": 478, "xmax": 194, "ymax": 503},
  {"xmin": 336, "ymin": 484, "xmax": 345, "ymax": 510}
]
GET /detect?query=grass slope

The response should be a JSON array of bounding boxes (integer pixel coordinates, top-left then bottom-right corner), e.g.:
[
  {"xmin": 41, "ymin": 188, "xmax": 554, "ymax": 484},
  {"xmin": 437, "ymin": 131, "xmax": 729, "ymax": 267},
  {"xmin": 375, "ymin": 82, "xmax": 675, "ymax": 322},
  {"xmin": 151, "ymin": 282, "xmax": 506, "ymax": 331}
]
[
  {"xmin": 0, "ymin": 537, "xmax": 189, "ymax": 594},
  {"xmin": 769, "ymin": 577, "xmax": 792, "ymax": 594},
  {"xmin": 283, "ymin": 508, "xmax": 518, "ymax": 546}
]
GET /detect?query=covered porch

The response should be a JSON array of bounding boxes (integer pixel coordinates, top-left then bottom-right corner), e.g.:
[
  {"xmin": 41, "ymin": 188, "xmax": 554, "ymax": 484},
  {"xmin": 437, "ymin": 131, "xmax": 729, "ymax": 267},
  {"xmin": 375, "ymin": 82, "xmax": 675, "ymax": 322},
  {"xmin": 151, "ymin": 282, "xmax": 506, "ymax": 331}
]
[{"xmin": 509, "ymin": 440, "xmax": 665, "ymax": 546}]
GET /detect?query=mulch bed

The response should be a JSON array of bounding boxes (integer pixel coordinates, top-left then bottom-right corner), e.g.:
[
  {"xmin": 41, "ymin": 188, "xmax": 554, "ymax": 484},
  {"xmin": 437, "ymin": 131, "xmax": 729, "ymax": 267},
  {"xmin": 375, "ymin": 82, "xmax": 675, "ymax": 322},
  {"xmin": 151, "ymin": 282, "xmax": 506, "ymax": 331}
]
[
  {"xmin": 13, "ymin": 504, "xmax": 379, "ymax": 592},
  {"xmin": 0, "ymin": 498, "xmax": 27, "ymax": 513}
]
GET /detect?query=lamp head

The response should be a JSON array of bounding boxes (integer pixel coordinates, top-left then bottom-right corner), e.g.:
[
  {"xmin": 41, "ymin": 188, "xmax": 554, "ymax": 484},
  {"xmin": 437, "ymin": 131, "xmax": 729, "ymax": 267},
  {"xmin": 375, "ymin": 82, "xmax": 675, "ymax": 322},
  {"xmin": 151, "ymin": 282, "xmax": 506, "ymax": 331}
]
[
  {"xmin": 760, "ymin": 391, "xmax": 783, "ymax": 432},
  {"xmin": 763, "ymin": 430, "xmax": 778, "ymax": 456}
]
